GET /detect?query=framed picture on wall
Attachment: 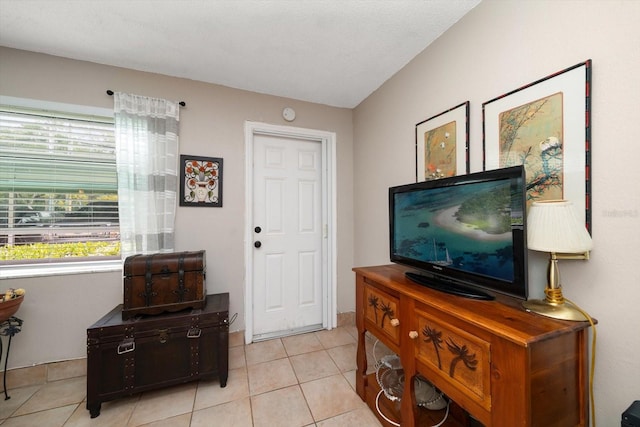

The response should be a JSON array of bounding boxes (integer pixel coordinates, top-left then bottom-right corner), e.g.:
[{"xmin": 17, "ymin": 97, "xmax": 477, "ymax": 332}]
[
  {"xmin": 482, "ymin": 60, "xmax": 591, "ymax": 232},
  {"xmin": 415, "ymin": 101, "xmax": 469, "ymax": 182},
  {"xmin": 179, "ymin": 155, "xmax": 223, "ymax": 207}
]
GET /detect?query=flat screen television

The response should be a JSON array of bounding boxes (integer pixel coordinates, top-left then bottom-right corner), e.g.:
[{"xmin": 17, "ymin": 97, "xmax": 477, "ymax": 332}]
[{"xmin": 389, "ymin": 165, "xmax": 527, "ymax": 300}]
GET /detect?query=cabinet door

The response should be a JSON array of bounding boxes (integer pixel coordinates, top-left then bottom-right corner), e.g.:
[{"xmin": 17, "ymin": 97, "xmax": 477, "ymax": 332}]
[
  {"xmin": 363, "ymin": 284, "xmax": 400, "ymax": 347},
  {"xmin": 414, "ymin": 308, "xmax": 492, "ymax": 411}
]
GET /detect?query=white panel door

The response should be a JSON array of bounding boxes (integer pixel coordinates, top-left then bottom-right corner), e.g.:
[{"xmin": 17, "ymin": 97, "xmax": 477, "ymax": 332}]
[{"xmin": 252, "ymin": 133, "xmax": 324, "ymax": 338}]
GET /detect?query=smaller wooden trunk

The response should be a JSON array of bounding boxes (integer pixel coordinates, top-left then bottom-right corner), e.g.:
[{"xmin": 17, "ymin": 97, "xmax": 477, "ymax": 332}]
[
  {"xmin": 123, "ymin": 250, "xmax": 206, "ymax": 319},
  {"xmin": 86, "ymin": 293, "xmax": 229, "ymax": 418}
]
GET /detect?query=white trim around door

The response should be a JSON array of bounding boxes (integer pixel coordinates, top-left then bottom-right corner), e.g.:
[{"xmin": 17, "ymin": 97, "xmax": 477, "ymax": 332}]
[{"xmin": 244, "ymin": 121, "xmax": 337, "ymax": 344}]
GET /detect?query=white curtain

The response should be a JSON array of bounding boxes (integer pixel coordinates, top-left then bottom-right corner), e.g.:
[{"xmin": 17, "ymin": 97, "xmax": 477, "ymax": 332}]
[{"xmin": 114, "ymin": 92, "xmax": 180, "ymax": 259}]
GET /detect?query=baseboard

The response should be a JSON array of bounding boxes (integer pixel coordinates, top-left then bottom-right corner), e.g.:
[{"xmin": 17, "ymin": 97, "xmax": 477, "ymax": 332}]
[
  {"xmin": 337, "ymin": 311, "xmax": 355, "ymax": 327},
  {"xmin": 4, "ymin": 358, "xmax": 86, "ymax": 390}
]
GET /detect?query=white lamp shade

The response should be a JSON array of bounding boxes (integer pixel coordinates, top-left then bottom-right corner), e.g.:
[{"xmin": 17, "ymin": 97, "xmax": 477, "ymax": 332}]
[{"xmin": 527, "ymin": 200, "xmax": 593, "ymax": 253}]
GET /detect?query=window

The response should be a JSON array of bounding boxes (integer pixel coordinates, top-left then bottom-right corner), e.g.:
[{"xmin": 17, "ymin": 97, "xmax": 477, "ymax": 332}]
[{"xmin": 0, "ymin": 99, "xmax": 120, "ymax": 269}]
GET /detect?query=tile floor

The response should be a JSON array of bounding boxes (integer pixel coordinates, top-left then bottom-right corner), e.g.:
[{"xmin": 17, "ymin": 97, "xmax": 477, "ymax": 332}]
[{"xmin": 0, "ymin": 326, "xmax": 388, "ymax": 427}]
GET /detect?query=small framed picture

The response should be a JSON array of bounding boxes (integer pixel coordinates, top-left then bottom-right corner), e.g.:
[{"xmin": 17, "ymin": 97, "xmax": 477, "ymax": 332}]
[
  {"xmin": 179, "ymin": 155, "xmax": 223, "ymax": 207},
  {"xmin": 415, "ymin": 101, "xmax": 469, "ymax": 181}
]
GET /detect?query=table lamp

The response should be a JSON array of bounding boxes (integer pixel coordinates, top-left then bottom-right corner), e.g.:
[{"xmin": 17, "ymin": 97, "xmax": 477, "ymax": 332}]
[{"xmin": 522, "ymin": 200, "xmax": 593, "ymax": 321}]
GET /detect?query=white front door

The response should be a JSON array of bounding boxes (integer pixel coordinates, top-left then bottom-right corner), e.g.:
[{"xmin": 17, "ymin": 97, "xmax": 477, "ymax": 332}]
[{"xmin": 250, "ymin": 131, "xmax": 325, "ymax": 340}]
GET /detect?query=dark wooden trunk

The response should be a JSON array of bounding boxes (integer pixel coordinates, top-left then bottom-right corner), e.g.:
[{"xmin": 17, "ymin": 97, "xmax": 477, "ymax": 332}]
[
  {"xmin": 86, "ymin": 293, "xmax": 228, "ymax": 418},
  {"xmin": 123, "ymin": 250, "xmax": 206, "ymax": 319}
]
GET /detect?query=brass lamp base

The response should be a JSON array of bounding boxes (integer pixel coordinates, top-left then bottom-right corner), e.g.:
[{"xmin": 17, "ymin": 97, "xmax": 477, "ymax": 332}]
[
  {"xmin": 523, "ymin": 252, "xmax": 590, "ymax": 321},
  {"xmin": 522, "ymin": 298, "xmax": 588, "ymax": 322}
]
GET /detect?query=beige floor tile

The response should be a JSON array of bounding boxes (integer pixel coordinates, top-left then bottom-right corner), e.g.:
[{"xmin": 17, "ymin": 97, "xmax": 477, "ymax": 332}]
[
  {"xmin": 342, "ymin": 370, "xmax": 357, "ymax": 390},
  {"xmin": 1, "ymin": 404, "xmax": 77, "ymax": 427},
  {"xmin": 1, "ymin": 329, "xmax": 380, "ymax": 427},
  {"xmin": 251, "ymin": 385, "xmax": 313, "ymax": 427},
  {"xmin": 14, "ymin": 376, "xmax": 86, "ymax": 416},
  {"xmin": 194, "ymin": 367, "xmax": 249, "ymax": 410},
  {"xmin": 126, "ymin": 382, "xmax": 197, "ymax": 426},
  {"xmin": 245, "ymin": 338, "xmax": 287, "ymax": 365},
  {"xmin": 247, "ymin": 357, "xmax": 297, "ymax": 395},
  {"xmin": 137, "ymin": 412, "xmax": 191, "ymax": 427},
  {"xmin": 228, "ymin": 345, "xmax": 246, "ymax": 370},
  {"xmin": 63, "ymin": 394, "xmax": 139, "ymax": 427},
  {"xmin": 190, "ymin": 397, "xmax": 253, "ymax": 427},
  {"xmin": 315, "ymin": 327, "xmax": 356, "ymax": 349},
  {"xmin": 290, "ymin": 350, "xmax": 340, "ymax": 383},
  {"xmin": 282, "ymin": 332, "xmax": 324, "ymax": 356},
  {"xmin": 343, "ymin": 325, "xmax": 359, "ymax": 340},
  {"xmin": 327, "ymin": 343, "xmax": 357, "ymax": 373},
  {"xmin": 229, "ymin": 331, "xmax": 245, "ymax": 348},
  {"xmin": 301, "ymin": 374, "xmax": 366, "ymax": 422},
  {"xmin": 0, "ymin": 384, "xmax": 40, "ymax": 419},
  {"xmin": 316, "ymin": 407, "xmax": 382, "ymax": 427}
]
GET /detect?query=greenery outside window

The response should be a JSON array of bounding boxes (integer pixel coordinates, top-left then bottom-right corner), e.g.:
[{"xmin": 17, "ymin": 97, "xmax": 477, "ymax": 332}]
[{"xmin": 0, "ymin": 99, "xmax": 121, "ymax": 270}]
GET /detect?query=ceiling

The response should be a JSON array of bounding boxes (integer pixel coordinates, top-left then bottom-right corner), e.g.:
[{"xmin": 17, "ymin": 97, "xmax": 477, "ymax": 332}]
[{"xmin": 0, "ymin": 0, "xmax": 480, "ymax": 108}]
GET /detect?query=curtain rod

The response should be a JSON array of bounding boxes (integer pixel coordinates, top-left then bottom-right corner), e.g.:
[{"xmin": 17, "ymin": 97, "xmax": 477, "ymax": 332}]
[{"xmin": 106, "ymin": 90, "xmax": 186, "ymax": 107}]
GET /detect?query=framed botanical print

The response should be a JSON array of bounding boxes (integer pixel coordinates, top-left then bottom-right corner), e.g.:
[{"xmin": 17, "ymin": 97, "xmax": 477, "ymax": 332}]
[
  {"xmin": 416, "ymin": 101, "xmax": 469, "ymax": 181},
  {"xmin": 179, "ymin": 155, "xmax": 223, "ymax": 207},
  {"xmin": 483, "ymin": 60, "xmax": 591, "ymax": 232}
]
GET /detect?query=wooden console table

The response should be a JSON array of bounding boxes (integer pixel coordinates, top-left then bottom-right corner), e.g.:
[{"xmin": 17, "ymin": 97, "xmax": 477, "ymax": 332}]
[{"xmin": 354, "ymin": 264, "xmax": 591, "ymax": 427}]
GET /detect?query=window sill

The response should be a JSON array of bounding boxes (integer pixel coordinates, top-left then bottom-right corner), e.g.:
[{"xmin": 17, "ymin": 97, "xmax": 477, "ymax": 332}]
[{"xmin": 0, "ymin": 259, "xmax": 122, "ymax": 279}]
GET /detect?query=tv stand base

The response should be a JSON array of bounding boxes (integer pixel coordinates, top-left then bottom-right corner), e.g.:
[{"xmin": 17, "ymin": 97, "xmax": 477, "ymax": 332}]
[
  {"xmin": 355, "ymin": 264, "xmax": 591, "ymax": 426},
  {"xmin": 405, "ymin": 271, "xmax": 494, "ymax": 300}
]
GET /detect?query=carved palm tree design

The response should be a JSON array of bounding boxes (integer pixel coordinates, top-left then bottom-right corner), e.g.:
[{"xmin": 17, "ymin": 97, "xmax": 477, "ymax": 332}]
[
  {"xmin": 446, "ymin": 338, "xmax": 478, "ymax": 378},
  {"xmin": 422, "ymin": 325, "xmax": 444, "ymax": 369},
  {"xmin": 380, "ymin": 301, "xmax": 395, "ymax": 328},
  {"xmin": 367, "ymin": 294, "xmax": 380, "ymax": 324}
]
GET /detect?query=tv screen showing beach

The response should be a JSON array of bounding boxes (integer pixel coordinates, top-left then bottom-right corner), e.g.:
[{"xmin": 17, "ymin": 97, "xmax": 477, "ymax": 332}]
[{"xmin": 393, "ymin": 178, "xmax": 523, "ymax": 283}]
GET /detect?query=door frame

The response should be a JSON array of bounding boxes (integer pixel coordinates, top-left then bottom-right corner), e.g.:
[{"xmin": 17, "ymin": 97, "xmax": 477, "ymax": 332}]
[{"xmin": 244, "ymin": 121, "xmax": 337, "ymax": 344}]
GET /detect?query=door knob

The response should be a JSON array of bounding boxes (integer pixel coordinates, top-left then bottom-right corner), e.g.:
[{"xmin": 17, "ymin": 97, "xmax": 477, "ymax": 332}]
[
  {"xmin": 409, "ymin": 331, "xmax": 419, "ymax": 339},
  {"xmin": 254, "ymin": 226, "xmax": 262, "ymax": 233},
  {"xmin": 254, "ymin": 241, "xmax": 262, "ymax": 248}
]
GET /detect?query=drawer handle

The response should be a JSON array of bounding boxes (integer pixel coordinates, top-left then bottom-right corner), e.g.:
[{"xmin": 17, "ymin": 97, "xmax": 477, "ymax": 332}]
[
  {"xmin": 409, "ymin": 331, "xmax": 419, "ymax": 340},
  {"xmin": 390, "ymin": 318, "xmax": 400, "ymax": 327},
  {"xmin": 187, "ymin": 327, "xmax": 201, "ymax": 338},
  {"xmin": 117, "ymin": 338, "xmax": 135, "ymax": 354}
]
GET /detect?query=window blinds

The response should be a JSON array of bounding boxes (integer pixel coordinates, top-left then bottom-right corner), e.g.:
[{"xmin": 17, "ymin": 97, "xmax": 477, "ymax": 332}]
[{"xmin": 0, "ymin": 104, "xmax": 118, "ymax": 236}]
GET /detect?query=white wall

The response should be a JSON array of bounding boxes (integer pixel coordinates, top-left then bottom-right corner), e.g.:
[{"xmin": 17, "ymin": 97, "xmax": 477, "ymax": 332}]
[
  {"xmin": 353, "ymin": 0, "xmax": 640, "ymax": 424},
  {"xmin": 0, "ymin": 47, "xmax": 354, "ymax": 369}
]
